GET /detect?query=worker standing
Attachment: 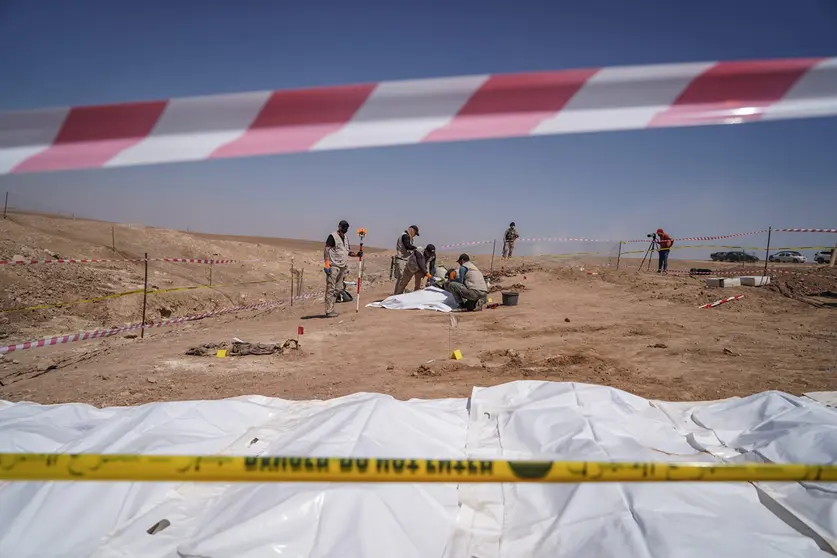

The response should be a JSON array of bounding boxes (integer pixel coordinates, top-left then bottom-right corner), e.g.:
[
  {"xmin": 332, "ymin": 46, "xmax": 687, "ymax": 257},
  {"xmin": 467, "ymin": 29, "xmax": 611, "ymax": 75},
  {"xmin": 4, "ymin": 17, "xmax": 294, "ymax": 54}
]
[
  {"xmin": 445, "ymin": 254, "xmax": 489, "ymax": 311},
  {"xmin": 324, "ymin": 220, "xmax": 361, "ymax": 317},
  {"xmin": 395, "ymin": 244, "xmax": 436, "ymax": 295},
  {"xmin": 502, "ymin": 222, "xmax": 519, "ymax": 258},
  {"xmin": 656, "ymin": 228, "xmax": 674, "ymax": 274},
  {"xmin": 394, "ymin": 225, "xmax": 420, "ymax": 294}
]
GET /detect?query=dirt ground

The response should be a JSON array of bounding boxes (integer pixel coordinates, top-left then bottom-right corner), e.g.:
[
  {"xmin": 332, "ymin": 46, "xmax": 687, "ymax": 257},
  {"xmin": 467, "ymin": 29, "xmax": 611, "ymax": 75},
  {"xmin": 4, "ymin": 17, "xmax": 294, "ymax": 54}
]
[{"xmin": 1, "ymin": 213, "xmax": 836, "ymax": 406}]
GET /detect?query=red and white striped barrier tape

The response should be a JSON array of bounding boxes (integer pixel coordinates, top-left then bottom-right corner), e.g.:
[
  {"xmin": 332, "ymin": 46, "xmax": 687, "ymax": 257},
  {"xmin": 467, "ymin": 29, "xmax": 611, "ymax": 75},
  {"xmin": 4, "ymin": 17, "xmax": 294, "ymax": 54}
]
[
  {"xmin": 774, "ymin": 228, "xmax": 837, "ymax": 233},
  {"xmin": 3, "ymin": 57, "xmax": 836, "ymax": 175},
  {"xmin": 0, "ymin": 300, "xmax": 289, "ymax": 354},
  {"xmin": 699, "ymin": 294, "xmax": 744, "ymax": 309},
  {"xmin": 0, "ymin": 283, "xmax": 334, "ymax": 354},
  {"xmin": 651, "ymin": 267, "xmax": 835, "ymax": 277},
  {"xmin": 437, "ymin": 240, "xmax": 494, "ymax": 250},
  {"xmin": 0, "ymin": 257, "xmax": 241, "ymax": 266},
  {"xmin": 624, "ymin": 229, "xmax": 769, "ymax": 243},
  {"xmin": 520, "ymin": 237, "xmax": 616, "ymax": 243}
]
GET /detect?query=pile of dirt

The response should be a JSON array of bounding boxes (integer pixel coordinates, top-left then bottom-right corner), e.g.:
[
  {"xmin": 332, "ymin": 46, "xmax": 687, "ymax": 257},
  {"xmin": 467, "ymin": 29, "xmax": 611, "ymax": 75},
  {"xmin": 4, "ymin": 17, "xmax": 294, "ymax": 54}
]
[
  {"xmin": 411, "ymin": 363, "xmax": 440, "ymax": 377},
  {"xmin": 770, "ymin": 269, "xmax": 837, "ymax": 299},
  {"xmin": 485, "ymin": 264, "xmax": 542, "ymax": 280}
]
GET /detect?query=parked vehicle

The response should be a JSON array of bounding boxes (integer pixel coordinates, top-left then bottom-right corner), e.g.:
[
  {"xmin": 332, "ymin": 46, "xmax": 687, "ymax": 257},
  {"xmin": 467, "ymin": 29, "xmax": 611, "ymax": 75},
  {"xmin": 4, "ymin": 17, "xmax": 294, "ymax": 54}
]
[
  {"xmin": 710, "ymin": 251, "xmax": 759, "ymax": 263},
  {"xmin": 815, "ymin": 250, "xmax": 834, "ymax": 264},
  {"xmin": 769, "ymin": 251, "xmax": 807, "ymax": 263}
]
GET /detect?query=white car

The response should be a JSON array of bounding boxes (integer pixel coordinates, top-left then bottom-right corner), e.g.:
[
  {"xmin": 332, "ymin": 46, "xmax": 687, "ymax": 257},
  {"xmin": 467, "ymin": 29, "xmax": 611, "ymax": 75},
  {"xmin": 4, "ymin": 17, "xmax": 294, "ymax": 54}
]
[
  {"xmin": 769, "ymin": 251, "xmax": 807, "ymax": 263},
  {"xmin": 815, "ymin": 250, "xmax": 833, "ymax": 264}
]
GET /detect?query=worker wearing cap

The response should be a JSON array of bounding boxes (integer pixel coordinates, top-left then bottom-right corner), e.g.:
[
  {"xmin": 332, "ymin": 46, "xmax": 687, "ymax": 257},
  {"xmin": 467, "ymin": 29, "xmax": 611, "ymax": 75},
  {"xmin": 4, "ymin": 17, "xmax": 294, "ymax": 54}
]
[
  {"xmin": 445, "ymin": 253, "xmax": 488, "ymax": 311},
  {"xmin": 324, "ymin": 220, "xmax": 361, "ymax": 317},
  {"xmin": 394, "ymin": 225, "xmax": 420, "ymax": 294},
  {"xmin": 656, "ymin": 228, "xmax": 673, "ymax": 273},
  {"xmin": 395, "ymin": 244, "xmax": 436, "ymax": 295},
  {"xmin": 502, "ymin": 222, "xmax": 519, "ymax": 258}
]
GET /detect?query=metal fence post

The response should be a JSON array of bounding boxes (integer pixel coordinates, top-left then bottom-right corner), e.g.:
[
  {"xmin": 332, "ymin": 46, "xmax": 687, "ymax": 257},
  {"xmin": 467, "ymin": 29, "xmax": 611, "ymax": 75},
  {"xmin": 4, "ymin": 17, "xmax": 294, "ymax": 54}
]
[
  {"xmin": 141, "ymin": 253, "xmax": 149, "ymax": 339},
  {"xmin": 763, "ymin": 227, "xmax": 772, "ymax": 276}
]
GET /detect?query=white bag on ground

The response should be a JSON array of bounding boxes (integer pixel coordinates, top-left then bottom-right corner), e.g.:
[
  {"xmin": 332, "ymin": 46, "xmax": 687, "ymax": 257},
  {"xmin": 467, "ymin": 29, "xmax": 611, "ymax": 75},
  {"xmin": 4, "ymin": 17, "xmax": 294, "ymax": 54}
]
[{"xmin": 367, "ymin": 286, "xmax": 457, "ymax": 313}]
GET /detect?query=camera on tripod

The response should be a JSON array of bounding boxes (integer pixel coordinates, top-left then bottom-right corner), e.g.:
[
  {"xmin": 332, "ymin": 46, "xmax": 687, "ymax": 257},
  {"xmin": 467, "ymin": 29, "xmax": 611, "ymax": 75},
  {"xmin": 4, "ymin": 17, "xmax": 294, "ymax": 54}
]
[{"xmin": 646, "ymin": 232, "xmax": 657, "ymax": 239}]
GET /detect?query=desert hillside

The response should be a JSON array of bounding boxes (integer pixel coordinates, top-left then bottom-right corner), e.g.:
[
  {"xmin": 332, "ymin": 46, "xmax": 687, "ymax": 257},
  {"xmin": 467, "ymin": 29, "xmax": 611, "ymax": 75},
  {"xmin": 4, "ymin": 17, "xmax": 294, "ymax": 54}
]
[{"xmin": 0, "ymin": 211, "xmax": 390, "ymax": 342}]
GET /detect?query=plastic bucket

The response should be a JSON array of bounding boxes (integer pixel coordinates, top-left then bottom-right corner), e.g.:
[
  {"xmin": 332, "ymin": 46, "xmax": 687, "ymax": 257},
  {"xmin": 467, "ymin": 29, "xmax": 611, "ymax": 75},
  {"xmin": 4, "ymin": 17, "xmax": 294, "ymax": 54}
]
[{"xmin": 502, "ymin": 292, "xmax": 519, "ymax": 306}]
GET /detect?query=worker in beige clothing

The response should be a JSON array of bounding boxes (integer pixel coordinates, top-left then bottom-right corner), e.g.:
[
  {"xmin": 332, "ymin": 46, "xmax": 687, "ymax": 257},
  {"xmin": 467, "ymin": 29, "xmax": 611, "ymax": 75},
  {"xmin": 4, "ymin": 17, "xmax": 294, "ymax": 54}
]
[
  {"xmin": 395, "ymin": 244, "xmax": 436, "ymax": 295},
  {"xmin": 393, "ymin": 225, "xmax": 420, "ymax": 293},
  {"xmin": 323, "ymin": 220, "xmax": 361, "ymax": 318},
  {"xmin": 445, "ymin": 253, "xmax": 489, "ymax": 311}
]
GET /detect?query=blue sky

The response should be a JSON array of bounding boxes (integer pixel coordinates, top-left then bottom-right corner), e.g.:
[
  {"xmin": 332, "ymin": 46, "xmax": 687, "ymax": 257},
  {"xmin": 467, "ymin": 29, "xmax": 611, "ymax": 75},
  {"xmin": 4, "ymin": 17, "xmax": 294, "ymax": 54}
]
[{"xmin": 1, "ymin": 0, "xmax": 836, "ymax": 256}]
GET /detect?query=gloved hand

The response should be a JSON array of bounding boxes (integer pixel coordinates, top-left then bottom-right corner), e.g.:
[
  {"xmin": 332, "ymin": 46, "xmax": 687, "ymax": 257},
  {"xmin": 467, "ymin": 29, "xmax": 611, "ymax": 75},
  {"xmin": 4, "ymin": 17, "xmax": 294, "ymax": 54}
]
[
  {"xmin": 324, "ymin": 266, "xmax": 331, "ymax": 275},
  {"xmin": 357, "ymin": 250, "xmax": 364, "ymax": 258},
  {"xmin": 425, "ymin": 273, "xmax": 432, "ymax": 279}
]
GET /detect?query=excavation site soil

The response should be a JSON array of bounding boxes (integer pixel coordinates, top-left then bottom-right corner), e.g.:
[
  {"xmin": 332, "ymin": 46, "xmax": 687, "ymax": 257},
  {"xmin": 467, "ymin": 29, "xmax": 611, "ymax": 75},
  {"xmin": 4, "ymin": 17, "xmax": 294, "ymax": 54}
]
[{"xmin": 1, "ymin": 212, "xmax": 835, "ymax": 407}]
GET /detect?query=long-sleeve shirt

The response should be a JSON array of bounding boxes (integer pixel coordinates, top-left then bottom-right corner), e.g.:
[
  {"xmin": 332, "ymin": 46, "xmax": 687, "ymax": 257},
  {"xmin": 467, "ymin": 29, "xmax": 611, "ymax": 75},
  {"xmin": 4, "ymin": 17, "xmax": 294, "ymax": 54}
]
[{"xmin": 411, "ymin": 251, "xmax": 435, "ymax": 276}]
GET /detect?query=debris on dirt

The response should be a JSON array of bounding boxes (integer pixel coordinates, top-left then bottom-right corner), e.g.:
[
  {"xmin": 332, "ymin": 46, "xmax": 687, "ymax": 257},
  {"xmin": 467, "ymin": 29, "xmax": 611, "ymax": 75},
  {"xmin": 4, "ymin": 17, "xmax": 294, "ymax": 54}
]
[
  {"xmin": 146, "ymin": 376, "xmax": 157, "ymax": 384},
  {"xmin": 770, "ymin": 270, "xmax": 837, "ymax": 300},
  {"xmin": 12, "ymin": 360, "xmax": 19, "ymax": 365},
  {"xmin": 124, "ymin": 334, "xmax": 138, "ymax": 339},
  {"xmin": 648, "ymin": 343, "xmax": 668, "ymax": 349},
  {"xmin": 386, "ymin": 363, "xmax": 395, "ymax": 371},
  {"xmin": 545, "ymin": 354, "xmax": 588, "ymax": 367},
  {"xmin": 411, "ymin": 364, "xmax": 439, "ymax": 377},
  {"xmin": 509, "ymin": 283, "xmax": 527, "ymax": 291},
  {"xmin": 564, "ymin": 318, "xmax": 571, "ymax": 323},
  {"xmin": 723, "ymin": 348, "xmax": 741, "ymax": 357},
  {"xmin": 489, "ymin": 284, "xmax": 505, "ymax": 293},
  {"xmin": 485, "ymin": 264, "xmax": 541, "ymax": 280},
  {"xmin": 186, "ymin": 339, "xmax": 299, "ymax": 357}
]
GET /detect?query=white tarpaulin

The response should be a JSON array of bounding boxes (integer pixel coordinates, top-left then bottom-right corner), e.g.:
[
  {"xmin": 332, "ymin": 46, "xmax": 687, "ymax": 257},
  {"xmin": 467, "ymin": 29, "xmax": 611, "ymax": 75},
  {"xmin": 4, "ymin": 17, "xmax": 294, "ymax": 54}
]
[
  {"xmin": 1, "ymin": 381, "xmax": 836, "ymax": 557},
  {"xmin": 367, "ymin": 286, "xmax": 458, "ymax": 313}
]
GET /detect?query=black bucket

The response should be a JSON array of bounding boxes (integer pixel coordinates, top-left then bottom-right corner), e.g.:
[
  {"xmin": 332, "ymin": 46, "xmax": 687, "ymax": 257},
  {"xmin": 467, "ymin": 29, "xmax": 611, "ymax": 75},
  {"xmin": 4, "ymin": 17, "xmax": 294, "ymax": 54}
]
[{"xmin": 502, "ymin": 292, "xmax": 519, "ymax": 306}]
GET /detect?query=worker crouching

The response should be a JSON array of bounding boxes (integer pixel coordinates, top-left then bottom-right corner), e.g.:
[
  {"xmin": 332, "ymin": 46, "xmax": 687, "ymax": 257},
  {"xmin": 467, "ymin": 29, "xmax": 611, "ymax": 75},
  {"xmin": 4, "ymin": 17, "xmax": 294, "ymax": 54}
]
[{"xmin": 445, "ymin": 254, "xmax": 488, "ymax": 311}]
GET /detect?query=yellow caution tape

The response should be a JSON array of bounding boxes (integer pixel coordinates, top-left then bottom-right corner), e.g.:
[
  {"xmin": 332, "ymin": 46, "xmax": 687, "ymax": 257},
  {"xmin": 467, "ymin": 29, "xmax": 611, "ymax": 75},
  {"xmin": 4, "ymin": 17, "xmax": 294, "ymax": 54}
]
[
  {"xmin": 0, "ymin": 280, "xmax": 278, "ymax": 313},
  {"xmin": 1, "ymin": 453, "xmax": 835, "ymax": 483}
]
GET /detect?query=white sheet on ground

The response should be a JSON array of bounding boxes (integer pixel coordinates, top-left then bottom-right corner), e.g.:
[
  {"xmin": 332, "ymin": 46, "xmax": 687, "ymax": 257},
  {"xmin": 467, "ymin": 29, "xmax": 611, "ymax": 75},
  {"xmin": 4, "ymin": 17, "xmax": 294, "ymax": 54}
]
[
  {"xmin": 1, "ymin": 382, "xmax": 835, "ymax": 557},
  {"xmin": 366, "ymin": 286, "xmax": 457, "ymax": 312}
]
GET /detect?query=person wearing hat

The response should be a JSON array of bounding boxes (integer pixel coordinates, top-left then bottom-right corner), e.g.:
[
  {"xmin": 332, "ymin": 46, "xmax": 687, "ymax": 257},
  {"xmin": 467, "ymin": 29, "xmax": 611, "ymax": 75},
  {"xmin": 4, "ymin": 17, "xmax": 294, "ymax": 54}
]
[
  {"xmin": 323, "ymin": 219, "xmax": 361, "ymax": 317},
  {"xmin": 393, "ymin": 225, "xmax": 420, "ymax": 294},
  {"xmin": 502, "ymin": 222, "xmax": 519, "ymax": 258},
  {"xmin": 445, "ymin": 253, "xmax": 488, "ymax": 311},
  {"xmin": 395, "ymin": 244, "xmax": 437, "ymax": 295},
  {"xmin": 656, "ymin": 228, "xmax": 673, "ymax": 273}
]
